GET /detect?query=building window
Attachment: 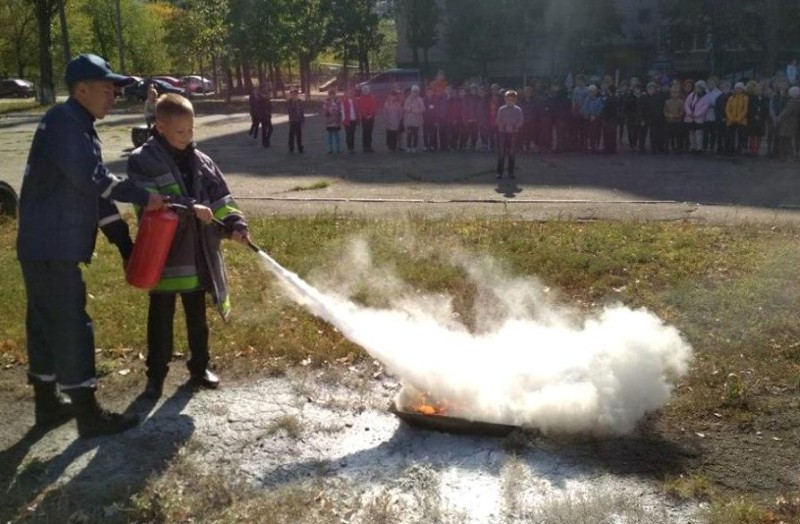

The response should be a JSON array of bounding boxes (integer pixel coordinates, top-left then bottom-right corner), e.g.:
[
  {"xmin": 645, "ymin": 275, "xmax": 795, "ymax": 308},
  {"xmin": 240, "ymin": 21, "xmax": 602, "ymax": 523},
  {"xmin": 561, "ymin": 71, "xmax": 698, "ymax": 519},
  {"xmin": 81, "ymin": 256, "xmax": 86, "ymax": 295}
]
[{"xmin": 638, "ymin": 8, "xmax": 652, "ymax": 24}]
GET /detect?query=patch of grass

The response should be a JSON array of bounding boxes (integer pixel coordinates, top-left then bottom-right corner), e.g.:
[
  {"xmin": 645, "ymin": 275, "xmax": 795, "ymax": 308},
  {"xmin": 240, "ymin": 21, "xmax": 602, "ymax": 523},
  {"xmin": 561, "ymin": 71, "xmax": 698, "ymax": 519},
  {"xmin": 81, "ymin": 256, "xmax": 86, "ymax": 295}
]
[
  {"xmin": 705, "ymin": 496, "xmax": 769, "ymax": 524},
  {"xmin": 0, "ymin": 217, "xmax": 795, "ymax": 389},
  {"xmin": 0, "ymin": 99, "xmax": 43, "ymax": 115},
  {"xmin": 664, "ymin": 472, "xmax": 714, "ymax": 501},
  {"xmin": 288, "ymin": 180, "xmax": 330, "ymax": 192},
  {"xmin": 130, "ymin": 450, "xmax": 339, "ymax": 523},
  {"xmin": 521, "ymin": 487, "xmax": 669, "ymax": 524},
  {"xmin": 265, "ymin": 414, "xmax": 303, "ymax": 439},
  {"xmin": 16, "ymin": 455, "xmax": 48, "ymax": 480}
]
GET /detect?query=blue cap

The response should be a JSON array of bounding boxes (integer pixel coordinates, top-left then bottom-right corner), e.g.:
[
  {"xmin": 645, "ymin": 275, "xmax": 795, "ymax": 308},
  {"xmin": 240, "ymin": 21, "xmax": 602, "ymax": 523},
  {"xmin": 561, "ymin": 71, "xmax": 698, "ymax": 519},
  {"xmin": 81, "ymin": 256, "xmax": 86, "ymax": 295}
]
[{"xmin": 64, "ymin": 53, "xmax": 131, "ymax": 87}]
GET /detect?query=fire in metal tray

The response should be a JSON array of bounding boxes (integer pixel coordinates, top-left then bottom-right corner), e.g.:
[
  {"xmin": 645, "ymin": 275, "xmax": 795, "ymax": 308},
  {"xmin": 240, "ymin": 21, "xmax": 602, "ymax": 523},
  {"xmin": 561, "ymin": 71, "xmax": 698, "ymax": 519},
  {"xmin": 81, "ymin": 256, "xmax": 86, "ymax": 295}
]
[{"xmin": 391, "ymin": 389, "xmax": 518, "ymax": 437}]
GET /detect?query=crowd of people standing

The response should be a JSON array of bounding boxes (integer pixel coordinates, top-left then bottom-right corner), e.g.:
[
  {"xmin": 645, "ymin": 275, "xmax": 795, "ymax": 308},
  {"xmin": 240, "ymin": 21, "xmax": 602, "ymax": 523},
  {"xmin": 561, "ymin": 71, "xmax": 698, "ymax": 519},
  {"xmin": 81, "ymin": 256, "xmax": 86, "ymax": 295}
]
[{"xmin": 248, "ymin": 66, "xmax": 800, "ymax": 163}]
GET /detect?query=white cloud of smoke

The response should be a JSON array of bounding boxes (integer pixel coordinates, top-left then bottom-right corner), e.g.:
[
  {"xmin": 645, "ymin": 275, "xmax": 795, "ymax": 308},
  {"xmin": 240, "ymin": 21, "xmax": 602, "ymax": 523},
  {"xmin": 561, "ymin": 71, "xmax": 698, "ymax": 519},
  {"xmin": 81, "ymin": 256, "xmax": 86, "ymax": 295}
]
[{"xmin": 258, "ymin": 238, "xmax": 692, "ymax": 437}]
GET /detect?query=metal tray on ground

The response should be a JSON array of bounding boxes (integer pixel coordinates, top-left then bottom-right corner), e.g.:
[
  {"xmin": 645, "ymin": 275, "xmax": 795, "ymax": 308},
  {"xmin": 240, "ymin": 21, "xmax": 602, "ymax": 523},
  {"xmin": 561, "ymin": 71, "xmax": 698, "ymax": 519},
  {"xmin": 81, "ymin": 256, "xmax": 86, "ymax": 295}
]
[{"xmin": 389, "ymin": 403, "xmax": 519, "ymax": 438}]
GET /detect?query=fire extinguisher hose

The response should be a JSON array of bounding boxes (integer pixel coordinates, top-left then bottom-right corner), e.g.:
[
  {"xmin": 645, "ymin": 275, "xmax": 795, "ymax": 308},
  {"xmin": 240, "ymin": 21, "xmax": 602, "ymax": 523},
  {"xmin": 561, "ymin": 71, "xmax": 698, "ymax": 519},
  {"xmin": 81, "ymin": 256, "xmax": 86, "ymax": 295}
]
[{"xmin": 166, "ymin": 201, "xmax": 268, "ymax": 257}]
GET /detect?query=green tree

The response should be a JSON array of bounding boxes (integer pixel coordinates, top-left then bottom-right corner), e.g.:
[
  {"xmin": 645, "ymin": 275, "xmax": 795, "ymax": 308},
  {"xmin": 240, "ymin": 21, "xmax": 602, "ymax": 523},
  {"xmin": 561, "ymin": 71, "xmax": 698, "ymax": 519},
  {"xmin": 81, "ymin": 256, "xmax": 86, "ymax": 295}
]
[
  {"xmin": 77, "ymin": 0, "xmax": 167, "ymax": 74},
  {"xmin": 659, "ymin": 0, "xmax": 800, "ymax": 75},
  {"xmin": 444, "ymin": 0, "xmax": 502, "ymax": 78},
  {"xmin": 328, "ymin": 0, "xmax": 384, "ymax": 82},
  {"xmin": 163, "ymin": 0, "xmax": 227, "ymax": 78},
  {"xmin": 445, "ymin": 0, "xmax": 619, "ymax": 79},
  {"xmin": 400, "ymin": 0, "xmax": 439, "ymax": 67},
  {"xmin": 541, "ymin": 0, "xmax": 620, "ymax": 74},
  {"xmin": 286, "ymin": 0, "xmax": 334, "ymax": 96},
  {"xmin": 0, "ymin": 0, "xmax": 37, "ymax": 78}
]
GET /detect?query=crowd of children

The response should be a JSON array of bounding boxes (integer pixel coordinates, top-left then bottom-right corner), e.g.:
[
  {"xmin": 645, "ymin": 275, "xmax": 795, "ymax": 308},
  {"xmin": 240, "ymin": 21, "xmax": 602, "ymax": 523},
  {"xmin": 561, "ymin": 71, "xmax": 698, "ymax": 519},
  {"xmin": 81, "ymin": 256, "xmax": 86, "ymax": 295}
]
[{"xmin": 251, "ymin": 67, "xmax": 800, "ymax": 163}]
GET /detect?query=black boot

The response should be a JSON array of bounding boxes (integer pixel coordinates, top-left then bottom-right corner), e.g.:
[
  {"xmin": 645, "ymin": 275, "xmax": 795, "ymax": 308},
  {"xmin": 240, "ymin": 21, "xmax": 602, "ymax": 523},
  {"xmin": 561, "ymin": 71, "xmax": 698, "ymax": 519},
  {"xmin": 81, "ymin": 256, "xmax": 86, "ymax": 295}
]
[
  {"xmin": 143, "ymin": 375, "xmax": 164, "ymax": 399},
  {"xmin": 31, "ymin": 377, "xmax": 74, "ymax": 427},
  {"xmin": 68, "ymin": 388, "xmax": 140, "ymax": 439}
]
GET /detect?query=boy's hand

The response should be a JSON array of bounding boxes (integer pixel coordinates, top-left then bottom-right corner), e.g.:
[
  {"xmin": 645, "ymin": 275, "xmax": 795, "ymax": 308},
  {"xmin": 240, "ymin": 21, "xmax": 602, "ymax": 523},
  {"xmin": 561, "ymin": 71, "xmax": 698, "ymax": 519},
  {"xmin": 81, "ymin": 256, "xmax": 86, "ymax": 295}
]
[
  {"xmin": 193, "ymin": 204, "xmax": 213, "ymax": 224},
  {"xmin": 231, "ymin": 228, "xmax": 250, "ymax": 245},
  {"xmin": 144, "ymin": 193, "xmax": 166, "ymax": 211}
]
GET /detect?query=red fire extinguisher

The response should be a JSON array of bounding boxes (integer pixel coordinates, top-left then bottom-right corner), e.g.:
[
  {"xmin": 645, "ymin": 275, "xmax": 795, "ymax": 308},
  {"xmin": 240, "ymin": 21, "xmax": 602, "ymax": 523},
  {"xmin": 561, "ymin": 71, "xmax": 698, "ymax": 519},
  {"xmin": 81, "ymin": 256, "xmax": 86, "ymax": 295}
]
[{"xmin": 125, "ymin": 207, "xmax": 179, "ymax": 289}]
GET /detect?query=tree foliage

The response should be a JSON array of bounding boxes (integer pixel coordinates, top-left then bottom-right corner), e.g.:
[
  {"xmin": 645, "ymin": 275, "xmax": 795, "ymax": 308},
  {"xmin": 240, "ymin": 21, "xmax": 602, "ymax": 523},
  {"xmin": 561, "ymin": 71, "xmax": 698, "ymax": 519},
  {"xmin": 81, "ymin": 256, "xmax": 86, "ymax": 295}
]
[
  {"xmin": 444, "ymin": 0, "xmax": 620, "ymax": 78},
  {"xmin": 400, "ymin": 0, "xmax": 439, "ymax": 67},
  {"xmin": 659, "ymin": 0, "xmax": 800, "ymax": 75},
  {"xmin": 6, "ymin": 0, "xmax": 396, "ymax": 101},
  {"xmin": 0, "ymin": 0, "xmax": 38, "ymax": 78}
]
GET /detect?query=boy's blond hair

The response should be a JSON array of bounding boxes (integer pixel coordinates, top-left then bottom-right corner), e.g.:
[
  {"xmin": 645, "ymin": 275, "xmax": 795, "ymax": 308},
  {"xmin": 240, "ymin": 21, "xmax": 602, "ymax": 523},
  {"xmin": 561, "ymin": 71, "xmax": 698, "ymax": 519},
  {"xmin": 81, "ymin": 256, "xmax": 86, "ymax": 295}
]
[{"xmin": 155, "ymin": 93, "xmax": 194, "ymax": 121}]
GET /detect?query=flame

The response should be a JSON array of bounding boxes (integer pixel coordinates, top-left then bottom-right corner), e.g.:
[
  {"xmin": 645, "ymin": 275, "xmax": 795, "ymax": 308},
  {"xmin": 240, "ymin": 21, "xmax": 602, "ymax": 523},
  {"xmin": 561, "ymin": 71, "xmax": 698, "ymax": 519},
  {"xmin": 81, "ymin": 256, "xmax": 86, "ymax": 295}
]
[{"xmin": 408, "ymin": 391, "xmax": 455, "ymax": 417}]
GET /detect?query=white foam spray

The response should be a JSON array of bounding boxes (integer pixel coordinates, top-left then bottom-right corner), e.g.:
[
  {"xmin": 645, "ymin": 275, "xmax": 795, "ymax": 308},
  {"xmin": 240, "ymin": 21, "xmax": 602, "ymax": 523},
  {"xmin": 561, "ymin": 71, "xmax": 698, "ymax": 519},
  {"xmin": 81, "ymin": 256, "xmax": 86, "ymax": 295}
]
[{"xmin": 256, "ymin": 241, "xmax": 692, "ymax": 437}]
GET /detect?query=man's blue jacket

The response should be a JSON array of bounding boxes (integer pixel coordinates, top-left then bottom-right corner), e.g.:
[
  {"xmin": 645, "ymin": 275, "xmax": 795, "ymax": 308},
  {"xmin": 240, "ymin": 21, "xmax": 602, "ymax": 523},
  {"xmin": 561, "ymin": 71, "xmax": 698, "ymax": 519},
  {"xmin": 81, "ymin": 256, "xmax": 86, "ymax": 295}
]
[{"xmin": 17, "ymin": 97, "xmax": 149, "ymax": 262}]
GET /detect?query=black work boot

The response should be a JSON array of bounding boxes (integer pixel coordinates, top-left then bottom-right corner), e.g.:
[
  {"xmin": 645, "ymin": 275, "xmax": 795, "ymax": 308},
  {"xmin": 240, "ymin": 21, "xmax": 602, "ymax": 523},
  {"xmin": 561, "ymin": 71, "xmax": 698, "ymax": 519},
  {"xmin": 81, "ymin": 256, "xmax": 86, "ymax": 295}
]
[
  {"xmin": 68, "ymin": 388, "xmax": 140, "ymax": 439},
  {"xmin": 31, "ymin": 377, "xmax": 74, "ymax": 427}
]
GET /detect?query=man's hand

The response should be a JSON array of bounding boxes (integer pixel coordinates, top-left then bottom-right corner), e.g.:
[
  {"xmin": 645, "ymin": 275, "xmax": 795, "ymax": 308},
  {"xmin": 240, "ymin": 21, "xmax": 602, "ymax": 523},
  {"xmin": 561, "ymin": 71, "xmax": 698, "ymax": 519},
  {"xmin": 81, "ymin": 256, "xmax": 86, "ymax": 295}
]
[
  {"xmin": 193, "ymin": 204, "xmax": 213, "ymax": 224},
  {"xmin": 231, "ymin": 228, "xmax": 250, "ymax": 245},
  {"xmin": 144, "ymin": 193, "xmax": 166, "ymax": 211}
]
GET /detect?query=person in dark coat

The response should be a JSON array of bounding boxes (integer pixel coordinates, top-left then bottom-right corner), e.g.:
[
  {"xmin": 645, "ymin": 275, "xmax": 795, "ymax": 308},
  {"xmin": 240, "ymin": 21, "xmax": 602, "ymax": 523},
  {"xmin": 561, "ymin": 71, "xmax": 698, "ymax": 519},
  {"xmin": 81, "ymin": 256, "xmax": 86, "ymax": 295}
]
[
  {"xmin": 776, "ymin": 86, "xmax": 800, "ymax": 160},
  {"xmin": 746, "ymin": 81, "xmax": 768, "ymax": 156},
  {"xmin": 286, "ymin": 88, "xmax": 305, "ymax": 153},
  {"xmin": 128, "ymin": 94, "xmax": 250, "ymax": 399},
  {"xmin": 622, "ymin": 83, "xmax": 642, "ymax": 151},
  {"xmin": 714, "ymin": 81, "xmax": 732, "ymax": 154},
  {"xmin": 600, "ymin": 85, "xmax": 619, "ymax": 154},
  {"xmin": 254, "ymin": 87, "xmax": 273, "ymax": 148},
  {"xmin": 17, "ymin": 54, "xmax": 165, "ymax": 438},
  {"xmin": 639, "ymin": 81, "xmax": 666, "ymax": 153},
  {"xmin": 247, "ymin": 87, "xmax": 259, "ymax": 139},
  {"xmin": 551, "ymin": 85, "xmax": 572, "ymax": 153}
]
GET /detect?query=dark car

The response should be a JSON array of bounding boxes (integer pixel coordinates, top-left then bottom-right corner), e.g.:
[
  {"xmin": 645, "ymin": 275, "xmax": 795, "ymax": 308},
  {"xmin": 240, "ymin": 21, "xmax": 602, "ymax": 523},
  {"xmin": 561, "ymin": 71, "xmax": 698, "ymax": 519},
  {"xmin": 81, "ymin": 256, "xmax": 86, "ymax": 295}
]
[
  {"xmin": 356, "ymin": 68, "xmax": 422, "ymax": 101},
  {"xmin": 124, "ymin": 79, "xmax": 187, "ymax": 102},
  {"xmin": 0, "ymin": 78, "xmax": 35, "ymax": 98}
]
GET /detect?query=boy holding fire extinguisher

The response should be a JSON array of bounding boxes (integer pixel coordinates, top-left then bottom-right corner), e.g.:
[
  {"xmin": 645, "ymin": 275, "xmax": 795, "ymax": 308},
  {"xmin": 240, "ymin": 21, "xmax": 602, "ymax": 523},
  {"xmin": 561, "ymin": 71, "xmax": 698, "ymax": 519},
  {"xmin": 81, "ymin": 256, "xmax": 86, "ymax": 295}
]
[{"xmin": 127, "ymin": 94, "xmax": 250, "ymax": 398}]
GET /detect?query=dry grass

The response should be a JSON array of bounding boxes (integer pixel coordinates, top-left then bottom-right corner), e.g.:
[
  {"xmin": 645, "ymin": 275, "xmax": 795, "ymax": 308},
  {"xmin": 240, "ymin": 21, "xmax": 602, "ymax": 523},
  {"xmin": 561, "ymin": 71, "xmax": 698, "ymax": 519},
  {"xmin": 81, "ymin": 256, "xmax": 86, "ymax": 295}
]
[{"xmin": 664, "ymin": 472, "xmax": 714, "ymax": 501}]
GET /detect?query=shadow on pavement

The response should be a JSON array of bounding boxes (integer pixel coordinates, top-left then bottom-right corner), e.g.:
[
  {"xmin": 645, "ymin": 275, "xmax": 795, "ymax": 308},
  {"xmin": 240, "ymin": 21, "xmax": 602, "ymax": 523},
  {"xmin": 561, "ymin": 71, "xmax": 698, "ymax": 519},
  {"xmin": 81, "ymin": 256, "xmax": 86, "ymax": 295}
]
[
  {"xmin": 0, "ymin": 384, "xmax": 196, "ymax": 522},
  {"xmin": 99, "ymin": 114, "xmax": 800, "ymax": 211}
]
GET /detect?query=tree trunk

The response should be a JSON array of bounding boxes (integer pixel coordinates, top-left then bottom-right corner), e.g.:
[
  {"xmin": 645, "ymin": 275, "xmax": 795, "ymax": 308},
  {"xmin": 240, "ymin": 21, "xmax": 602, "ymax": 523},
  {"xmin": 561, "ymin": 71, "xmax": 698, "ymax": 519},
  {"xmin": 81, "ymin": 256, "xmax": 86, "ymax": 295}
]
[
  {"xmin": 241, "ymin": 58, "xmax": 252, "ymax": 94},
  {"xmin": 58, "ymin": 0, "xmax": 70, "ymax": 64},
  {"xmin": 114, "ymin": 0, "xmax": 125, "ymax": 71},
  {"xmin": 275, "ymin": 64, "xmax": 286, "ymax": 98},
  {"xmin": 763, "ymin": 0, "xmax": 780, "ymax": 77},
  {"xmin": 300, "ymin": 54, "xmax": 313, "ymax": 100},
  {"xmin": 342, "ymin": 46, "xmax": 348, "ymax": 90},
  {"xmin": 299, "ymin": 53, "xmax": 308, "ymax": 97},
  {"xmin": 211, "ymin": 54, "xmax": 219, "ymax": 93},
  {"xmin": 35, "ymin": 0, "xmax": 55, "ymax": 104},
  {"xmin": 224, "ymin": 57, "xmax": 233, "ymax": 102},
  {"xmin": 412, "ymin": 46, "xmax": 419, "ymax": 67}
]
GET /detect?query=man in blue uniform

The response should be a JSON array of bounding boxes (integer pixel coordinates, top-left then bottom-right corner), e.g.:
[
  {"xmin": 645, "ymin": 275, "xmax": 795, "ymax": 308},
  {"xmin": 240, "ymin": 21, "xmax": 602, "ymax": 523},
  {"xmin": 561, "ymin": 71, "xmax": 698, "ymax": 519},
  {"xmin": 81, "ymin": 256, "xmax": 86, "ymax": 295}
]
[{"xmin": 17, "ymin": 54, "xmax": 165, "ymax": 438}]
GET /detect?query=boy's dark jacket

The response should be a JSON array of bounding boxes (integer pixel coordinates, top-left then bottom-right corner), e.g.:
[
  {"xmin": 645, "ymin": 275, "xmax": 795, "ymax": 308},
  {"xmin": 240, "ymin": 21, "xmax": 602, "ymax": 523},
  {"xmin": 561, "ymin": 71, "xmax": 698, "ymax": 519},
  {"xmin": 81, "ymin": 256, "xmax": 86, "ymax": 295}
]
[{"xmin": 127, "ymin": 135, "xmax": 247, "ymax": 320}]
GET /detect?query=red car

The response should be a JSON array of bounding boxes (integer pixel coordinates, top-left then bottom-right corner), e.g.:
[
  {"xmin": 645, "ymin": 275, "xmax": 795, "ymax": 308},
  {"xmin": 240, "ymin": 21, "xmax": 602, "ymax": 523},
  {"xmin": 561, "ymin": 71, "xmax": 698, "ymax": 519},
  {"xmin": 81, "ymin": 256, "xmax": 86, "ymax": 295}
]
[
  {"xmin": 152, "ymin": 76, "xmax": 182, "ymax": 88},
  {"xmin": 182, "ymin": 75, "xmax": 214, "ymax": 93}
]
